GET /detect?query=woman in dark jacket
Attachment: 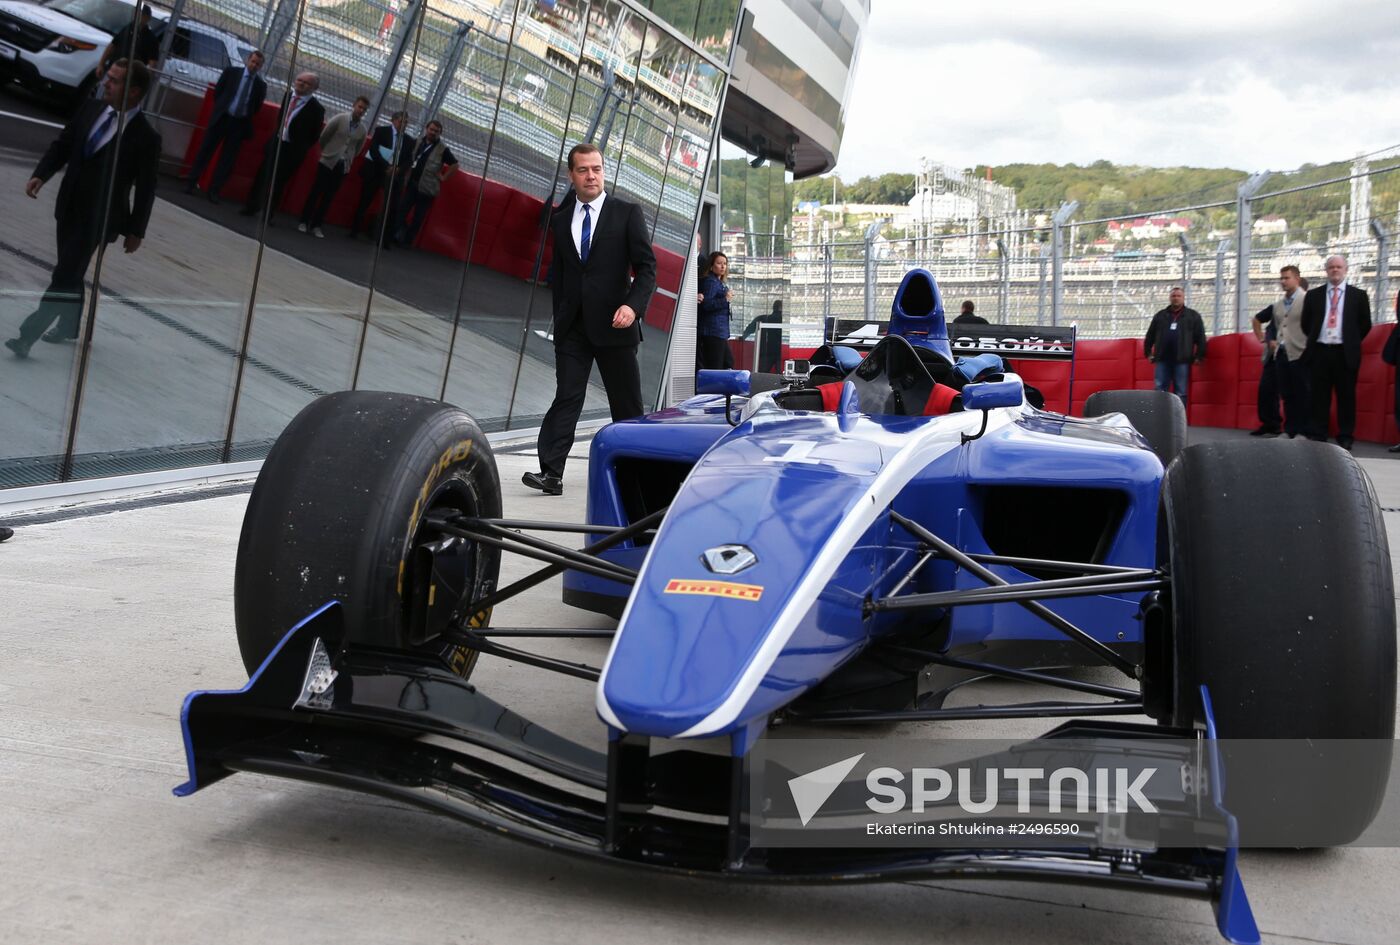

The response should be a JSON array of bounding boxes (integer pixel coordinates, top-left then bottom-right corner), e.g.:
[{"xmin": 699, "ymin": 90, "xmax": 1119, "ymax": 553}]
[{"xmin": 697, "ymin": 251, "xmax": 734, "ymax": 369}]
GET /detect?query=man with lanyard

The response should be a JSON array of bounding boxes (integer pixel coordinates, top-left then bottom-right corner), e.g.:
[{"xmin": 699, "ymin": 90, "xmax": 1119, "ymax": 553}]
[
  {"xmin": 1143, "ymin": 286, "xmax": 1207, "ymax": 407},
  {"xmin": 241, "ymin": 72, "xmax": 325, "ymax": 220},
  {"xmin": 1251, "ymin": 265, "xmax": 1308, "ymax": 437},
  {"xmin": 391, "ymin": 119, "xmax": 457, "ymax": 248},
  {"xmin": 1300, "ymin": 255, "xmax": 1371, "ymax": 449}
]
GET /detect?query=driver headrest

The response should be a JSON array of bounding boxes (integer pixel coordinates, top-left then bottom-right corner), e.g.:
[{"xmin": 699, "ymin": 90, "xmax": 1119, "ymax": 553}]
[{"xmin": 888, "ymin": 268, "xmax": 953, "ymax": 362}]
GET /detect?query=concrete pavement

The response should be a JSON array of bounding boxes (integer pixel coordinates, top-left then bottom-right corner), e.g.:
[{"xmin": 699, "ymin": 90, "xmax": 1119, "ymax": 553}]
[{"xmin": 3, "ymin": 433, "xmax": 1400, "ymax": 945}]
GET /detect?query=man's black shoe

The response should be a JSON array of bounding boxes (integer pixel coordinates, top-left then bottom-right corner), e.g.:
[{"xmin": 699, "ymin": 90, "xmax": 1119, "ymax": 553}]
[
  {"xmin": 207, "ymin": 192, "xmax": 220, "ymax": 205},
  {"xmin": 1337, "ymin": 437, "xmax": 1355, "ymax": 451},
  {"xmin": 5, "ymin": 338, "xmax": 30, "ymax": 359},
  {"xmin": 522, "ymin": 471, "xmax": 563, "ymax": 495},
  {"xmin": 1388, "ymin": 443, "xmax": 1400, "ymax": 453},
  {"xmin": 1248, "ymin": 425, "xmax": 1280, "ymax": 436},
  {"xmin": 41, "ymin": 331, "xmax": 77, "ymax": 344},
  {"xmin": 0, "ymin": 526, "xmax": 12, "ymax": 543}
]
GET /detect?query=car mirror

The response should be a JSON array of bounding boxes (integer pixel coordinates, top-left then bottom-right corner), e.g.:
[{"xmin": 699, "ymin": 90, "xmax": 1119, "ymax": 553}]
[
  {"xmin": 961, "ymin": 376, "xmax": 1024, "ymax": 411},
  {"xmin": 696, "ymin": 370, "xmax": 751, "ymax": 396}
]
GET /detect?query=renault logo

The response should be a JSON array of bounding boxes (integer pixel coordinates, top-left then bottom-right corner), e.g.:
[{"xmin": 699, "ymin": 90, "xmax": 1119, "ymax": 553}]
[{"xmin": 702, "ymin": 544, "xmax": 757, "ymax": 575}]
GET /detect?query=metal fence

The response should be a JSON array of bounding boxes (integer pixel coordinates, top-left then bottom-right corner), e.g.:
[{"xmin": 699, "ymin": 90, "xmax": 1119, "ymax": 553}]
[{"xmin": 724, "ymin": 149, "xmax": 1400, "ymax": 345}]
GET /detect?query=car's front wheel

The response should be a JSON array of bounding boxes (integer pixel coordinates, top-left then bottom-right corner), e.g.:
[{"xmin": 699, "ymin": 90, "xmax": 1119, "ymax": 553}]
[
  {"xmin": 233, "ymin": 391, "xmax": 501, "ymax": 679},
  {"xmin": 1157, "ymin": 440, "xmax": 1395, "ymax": 844}
]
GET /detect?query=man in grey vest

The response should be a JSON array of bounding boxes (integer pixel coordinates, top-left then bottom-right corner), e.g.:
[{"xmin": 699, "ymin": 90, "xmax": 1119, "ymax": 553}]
[
  {"xmin": 299, "ymin": 95, "xmax": 369, "ymax": 238},
  {"xmin": 1251, "ymin": 265, "xmax": 1309, "ymax": 437},
  {"xmin": 392, "ymin": 119, "xmax": 457, "ymax": 247}
]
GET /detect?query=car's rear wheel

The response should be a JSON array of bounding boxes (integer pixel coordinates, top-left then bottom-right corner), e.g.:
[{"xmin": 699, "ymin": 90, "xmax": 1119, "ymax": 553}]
[
  {"xmin": 234, "ymin": 391, "xmax": 501, "ymax": 678},
  {"xmin": 1158, "ymin": 440, "xmax": 1395, "ymax": 844},
  {"xmin": 1083, "ymin": 389, "xmax": 1186, "ymax": 466}
]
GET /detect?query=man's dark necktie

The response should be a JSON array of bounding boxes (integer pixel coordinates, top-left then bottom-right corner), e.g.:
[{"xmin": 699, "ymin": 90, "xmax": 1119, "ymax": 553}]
[
  {"xmin": 580, "ymin": 203, "xmax": 591, "ymax": 262},
  {"xmin": 84, "ymin": 109, "xmax": 116, "ymax": 159},
  {"xmin": 234, "ymin": 73, "xmax": 250, "ymax": 116}
]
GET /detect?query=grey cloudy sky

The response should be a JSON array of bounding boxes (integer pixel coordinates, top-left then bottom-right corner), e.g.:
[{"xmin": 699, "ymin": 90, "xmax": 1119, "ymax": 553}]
[{"xmin": 834, "ymin": 0, "xmax": 1400, "ymax": 179}]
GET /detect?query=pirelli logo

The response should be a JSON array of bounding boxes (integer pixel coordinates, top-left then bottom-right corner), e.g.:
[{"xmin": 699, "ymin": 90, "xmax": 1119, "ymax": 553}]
[{"xmin": 664, "ymin": 579, "xmax": 764, "ymax": 602}]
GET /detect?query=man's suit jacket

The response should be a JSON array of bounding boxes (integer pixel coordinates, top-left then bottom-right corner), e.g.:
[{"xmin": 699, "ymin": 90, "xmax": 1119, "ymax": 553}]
[
  {"xmin": 34, "ymin": 98, "xmax": 161, "ymax": 245},
  {"xmin": 274, "ymin": 94, "xmax": 325, "ymax": 159},
  {"xmin": 360, "ymin": 125, "xmax": 414, "ymax": 183},
  {"xmin": 549, "ymin": 194, "xmax": 656, "ymax": 348},
  {"xmin": 1301, "ymin": 283, "xmax": 1371, "ymax": 369},
  {"xmin": 210, "ymin": 66, "xmax": 267, "ymax": 125}
]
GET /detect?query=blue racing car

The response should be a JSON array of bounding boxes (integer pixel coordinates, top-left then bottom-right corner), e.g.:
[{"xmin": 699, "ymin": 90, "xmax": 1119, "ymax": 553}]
[{"xmin": 177, "ymin": 269, "xmax": 1395, "ymax": 945}]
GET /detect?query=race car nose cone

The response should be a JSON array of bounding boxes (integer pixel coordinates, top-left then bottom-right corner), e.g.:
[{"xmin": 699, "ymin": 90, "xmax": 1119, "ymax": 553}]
[{"xmin": 702, "ymin": 544, "xmax": 757, "ymax": 575}]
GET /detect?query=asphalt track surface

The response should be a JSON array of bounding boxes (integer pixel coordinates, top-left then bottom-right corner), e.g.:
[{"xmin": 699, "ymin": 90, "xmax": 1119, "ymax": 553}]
[{"xmin": 3, "ymin": 427, "xmax": 1400, "ymax": 945}]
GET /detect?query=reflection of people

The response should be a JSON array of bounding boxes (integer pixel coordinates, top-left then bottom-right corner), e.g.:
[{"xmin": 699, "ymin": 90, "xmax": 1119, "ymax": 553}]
[
  {"xmin": 740, "ymin": 300, "xmax": 783, "ymax": 373},
  {"xmin": 98, "ymin": 4, "xmax": 158, "ymax": 77},
  {"xmin": 183, "ymin": 50, "xmax": 266, "ymax": 204},
  {"xmin": 524, "ymin": 144, "xmax": 656, "ymax": 496},
  {"xmin": 953, "ymin": 299, "xmax": 987, "ymax": 325},
  {"xmin": 1250, "ymin": 267, "xmax": 1308, "ymax": 437},
  {"xmin": 299, "ymin": 95, "xmax": 369, "ymax": 238},
  {"xmin": 1301, "ymin": 255, "xmax": 1371, "ymax": 450},
  {"xmin": 349, "ymin": 111, "xmax": 413, "ymax": 239},
  {"xmin": 697, "ymin": 251, "xmax": 734, "ymax": 370},
  {"xmin": 1143, "ymin": 286, "xmax": 1206, "ymax": 407},
  {"xmin": 393, "ymin": 119, "xmax": 457, "ymax": 247},
  {"xmin": 241, "ymin": 72, "xmax": 324, "ymax": 219},
  {"xmin": 1382, "ymin": 291, "xmax": 1400, "ymax": 452},
  {"xmin": 6, "ymin": 61, "xmax": 159, "ymax": 359}
]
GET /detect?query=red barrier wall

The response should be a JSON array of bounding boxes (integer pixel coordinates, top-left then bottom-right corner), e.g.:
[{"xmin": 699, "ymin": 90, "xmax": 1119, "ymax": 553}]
[
  {"xmin": 182, "ymin": 88, "xmax": 685, "ymax": 323},
  {"xmin": 743, "ymin": 328, "xmax": 1400, "ymax": 444}
]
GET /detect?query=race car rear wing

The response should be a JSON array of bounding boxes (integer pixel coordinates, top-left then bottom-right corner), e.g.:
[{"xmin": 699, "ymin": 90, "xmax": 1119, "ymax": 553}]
[{"xmin": 825, "ymin": 318, "xmax": 1080, "ymax": 410}]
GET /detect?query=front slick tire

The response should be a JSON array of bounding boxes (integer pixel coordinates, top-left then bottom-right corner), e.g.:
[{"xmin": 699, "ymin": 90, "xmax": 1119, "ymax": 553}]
[
  {"xmin": 1161, "ymin": 440, "xmax": 1395, "ymax": 845},
  {"xmin": 234, "ymin": 391, "xmax": 501, "ymax": 678}
]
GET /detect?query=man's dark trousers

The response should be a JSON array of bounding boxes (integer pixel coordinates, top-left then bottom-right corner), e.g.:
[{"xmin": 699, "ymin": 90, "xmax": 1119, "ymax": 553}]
[
  {"xmin": 1275, "ymin": 349, "xmax": 1308, "ymax": 437},
  {"xmin": 1307, "ymin": 344, "xmax": 1356, "ymax": 441},
  {"xmin": 245, "ymin": 137, "xmax": 307, "ymax": 215},
  {"xmin": 536, "ymin": 322, "xmax": 642, "ymax": 478},
  {"xmin": 1258, "ymin": 351, "xmax": 1281, "ymax": 431},
  {"xmin": 300, "ymin": 163, "xmax": 344, "ymax": 228},
  {"xmin": 17, "ymin": 215, "xmax": 101, "ymax": 343},
  {"xmin": 187, "ymin": 113, "xmax": 250, "ymax": 196}
]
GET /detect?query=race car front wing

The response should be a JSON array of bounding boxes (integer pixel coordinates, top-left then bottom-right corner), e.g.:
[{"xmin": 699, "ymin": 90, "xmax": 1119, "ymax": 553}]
[{"xmin": 175, "ymin": 603, "xmax": 1260, "ymax": 945}]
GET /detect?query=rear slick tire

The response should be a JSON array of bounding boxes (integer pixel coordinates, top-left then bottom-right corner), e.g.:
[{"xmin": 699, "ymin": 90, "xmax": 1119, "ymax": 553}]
[
  {"xmin": 1160, "ymin": 440, "xmax": 1395, "ymax": 845},
  {"xmin": 234, "ymin": 391, "xmax": 501, "ymax": 678}
]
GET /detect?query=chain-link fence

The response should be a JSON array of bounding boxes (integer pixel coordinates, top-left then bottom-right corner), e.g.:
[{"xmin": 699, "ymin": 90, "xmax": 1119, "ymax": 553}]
[{"xmin": 725, "ymin": 148, "xmax": 1400, "ymax": 346}]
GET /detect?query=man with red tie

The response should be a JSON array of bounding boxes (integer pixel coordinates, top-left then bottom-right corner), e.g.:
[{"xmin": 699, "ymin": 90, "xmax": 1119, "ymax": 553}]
[
  {"xmin": 241, "ymin": 72, "xmax": 325, "ymax": 220},
  {"xmin": 1300, "ymin": 255, "xmax": 1371, "ymax": 450}
]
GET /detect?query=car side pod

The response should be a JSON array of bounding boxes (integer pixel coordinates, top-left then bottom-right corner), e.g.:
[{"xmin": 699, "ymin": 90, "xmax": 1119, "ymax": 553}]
[{"xmin": 173, "ymin": 611, "xmax": 1258, "ymax": 944}]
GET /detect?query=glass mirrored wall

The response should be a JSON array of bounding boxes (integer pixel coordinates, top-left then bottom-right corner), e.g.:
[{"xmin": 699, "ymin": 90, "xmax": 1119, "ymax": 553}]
[{"xmin": 0, "ymin": 0, "xmax": 733, "ymax": 488}]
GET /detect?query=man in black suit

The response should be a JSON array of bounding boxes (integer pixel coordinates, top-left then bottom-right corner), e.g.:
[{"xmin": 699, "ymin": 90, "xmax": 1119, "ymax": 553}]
[
  {"xmin": 1300, "ymin": 254, "xmax": 1371, "ymax": 450},
  {"xmin": 6, "ymin": 60, "xmax": 160, "ymax": 359},
  {"xmin": 241, "ymin": 71, "xmax": 325, "ymax": 219},
  {"xmin": 524, "ymin": 143, "xmax": 657, "ymax": 495},
  {"xmin": 349, "ymin": 111, "xmax": 413, "ymax": 239},
  {"xmin": 183, "ymin": 50, "xmax": 265, "ymax": 203}
]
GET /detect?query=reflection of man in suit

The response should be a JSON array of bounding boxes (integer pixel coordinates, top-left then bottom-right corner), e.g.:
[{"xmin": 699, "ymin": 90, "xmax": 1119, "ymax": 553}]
[
  {"xmin": 241, "ymin": 71, "xmax": 325, "ymax": 219},
  {"xmin": 349, "ymin": 111, "xmax": 413, "ymax": 239},
  {"xmin": 524, "ymin": 143, "xmax": 656, "ymax": 495},
  {"xmin": 183, "ymin": 50, "xmax": 266, "ymax": 203},
  {"xmin": 6, "ymin": 60, "xmax": 160, "ymax": 359},
  {"xmin": 1300, "ymin": 254, "xmax": 1371, "ymax": 450}
]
